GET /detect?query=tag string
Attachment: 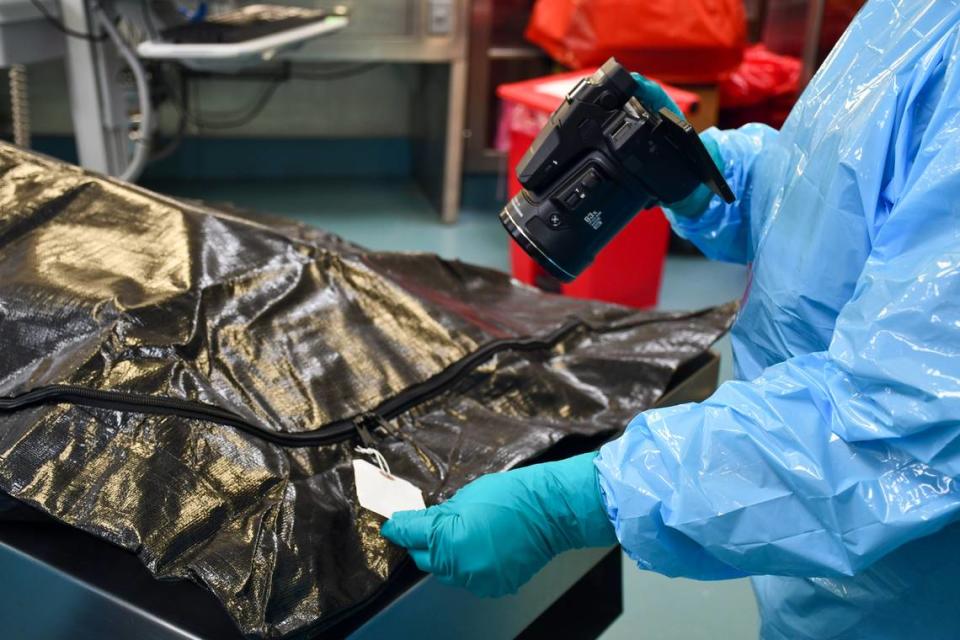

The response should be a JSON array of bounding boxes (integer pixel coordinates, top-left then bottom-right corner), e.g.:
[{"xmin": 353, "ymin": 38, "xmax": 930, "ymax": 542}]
[{"xmin": 355, "ymin": 446, "xmax": 392, "ymax": 477}]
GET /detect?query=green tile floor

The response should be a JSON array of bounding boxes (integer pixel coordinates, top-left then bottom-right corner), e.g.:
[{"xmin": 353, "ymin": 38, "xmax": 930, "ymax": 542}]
[{"xmin": 148, "ymin": 177, "xmax": 760, "ymax": 639}]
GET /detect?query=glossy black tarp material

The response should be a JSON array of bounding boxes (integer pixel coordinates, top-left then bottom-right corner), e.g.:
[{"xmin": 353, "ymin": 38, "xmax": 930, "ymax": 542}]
[{"xmin": 0, "ymin": 144, "xmax": 734, "ymax": 637}]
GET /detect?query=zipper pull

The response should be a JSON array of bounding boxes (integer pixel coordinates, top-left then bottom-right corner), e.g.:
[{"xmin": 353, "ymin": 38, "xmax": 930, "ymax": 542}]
[
  {"xmin": 354, "ymin": 413, "xmax": 379, "ymax": 448},
  {"xmin": 356, "ymin": 411, "xmax": 442, "ymax": 484},
  {"xmin": 353, "ymin": 412, "xmax": 393, "ymax": 476},
  {"xmin": 369, "ymin": 411, "xmax": 401, "ymax": 438},
  {"xmin": 355, "ymin": 411, "xmax": 403, "ymax": 440}
]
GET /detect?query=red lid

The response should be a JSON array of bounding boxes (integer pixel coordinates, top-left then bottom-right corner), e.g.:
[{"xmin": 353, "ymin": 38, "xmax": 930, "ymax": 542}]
[{"xmin": 496, "ymin": 68, "xmax": 699, "ymax": 116}]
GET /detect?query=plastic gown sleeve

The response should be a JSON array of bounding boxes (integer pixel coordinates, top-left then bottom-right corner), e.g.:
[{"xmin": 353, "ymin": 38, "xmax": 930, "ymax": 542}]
[
  {"xmin": 598, "ymin": 120, "xmax": 960, "ymax": 580},
  {"xmin": 665, "ymin": 124, "xmax": 780, "ymax": 265}
]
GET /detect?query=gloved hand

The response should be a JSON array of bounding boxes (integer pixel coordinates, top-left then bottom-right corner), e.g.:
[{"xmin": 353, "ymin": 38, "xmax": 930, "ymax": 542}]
[
  {"xmin": 381, "ymin": 452, "xmax": 617, "ymax": 597},
  {"xmin": 631, "ymin": 72, "xmax": 725, "ymax": 218},
  {"xmin": 631, "ymin": 71, "xmax": 683, "ymax": 117}
]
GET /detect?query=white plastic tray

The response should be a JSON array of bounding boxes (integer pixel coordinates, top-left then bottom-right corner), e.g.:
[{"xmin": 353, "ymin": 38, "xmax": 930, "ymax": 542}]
[{"xmin": 136, "ymin": 14, "xmax": 348, "ymax": 69}]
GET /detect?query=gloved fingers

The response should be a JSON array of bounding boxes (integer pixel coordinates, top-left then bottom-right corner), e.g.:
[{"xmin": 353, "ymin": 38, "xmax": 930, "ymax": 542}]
[
  {"xmin": 702, "ymin": 133, "xmax": 725, "ymax": 170},
  {"xmin": 408, "ymin": 548, "xmax": 435, "ymax": 573},
  {"xmin": 407, "ymin": 530, "xmax": 456, "ymax": 583},
  {"xmin": 630, "ymin": 72, "xmax": 682, "ymax": 116},
  {"xmin": 381, "ymin": 509, "xmax": 433, "ymax": 549}
]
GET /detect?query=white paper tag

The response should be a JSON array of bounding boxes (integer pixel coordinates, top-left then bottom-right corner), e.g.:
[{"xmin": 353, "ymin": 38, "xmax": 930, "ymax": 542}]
[{"xmin": 353, "ymin": 459, "xmax": 425, "ymax": 519}]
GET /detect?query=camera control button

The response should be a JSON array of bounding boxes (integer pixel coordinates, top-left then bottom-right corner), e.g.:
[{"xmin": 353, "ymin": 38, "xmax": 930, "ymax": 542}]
[
  {"xmin": 598, "ymin": 91, "xmax": 619, "ymax": 110},
  {"xmin": 582, "ymin": 169, "xmax": 602, "ymax": 189},
  {"xmin": 563, "ymin": 189, "xmax": 584, "ymax": 209}
]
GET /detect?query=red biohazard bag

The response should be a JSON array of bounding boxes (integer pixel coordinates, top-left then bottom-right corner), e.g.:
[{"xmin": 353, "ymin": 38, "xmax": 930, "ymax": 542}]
[
  {"xmin": 525, "ymin": 0, "xmax": 747, "ymax": 83},
  {"xmin": 718, "ymin": 44, "xmax": 802, "ymax": 128},
  {"xmin": 719, "ymin": 44, "xmax": 802, "ymax": 109}
]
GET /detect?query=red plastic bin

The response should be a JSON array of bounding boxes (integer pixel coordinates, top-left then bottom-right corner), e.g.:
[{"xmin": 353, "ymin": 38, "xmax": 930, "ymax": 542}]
[{"xmin": 496, "ymin": 70, "xmax": 699, "ymax": 308}]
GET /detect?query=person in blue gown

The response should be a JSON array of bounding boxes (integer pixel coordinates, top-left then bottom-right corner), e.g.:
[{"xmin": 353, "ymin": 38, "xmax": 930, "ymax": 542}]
[{"xmin": 384, "ymin": 2, "xmax": 960, "ymax": 637}]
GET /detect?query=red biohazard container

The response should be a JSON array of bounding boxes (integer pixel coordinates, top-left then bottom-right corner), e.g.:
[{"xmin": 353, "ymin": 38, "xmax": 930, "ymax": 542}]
[{"xmin": 496, "ymin": 70, "xmax": 699, "ymax": 308}]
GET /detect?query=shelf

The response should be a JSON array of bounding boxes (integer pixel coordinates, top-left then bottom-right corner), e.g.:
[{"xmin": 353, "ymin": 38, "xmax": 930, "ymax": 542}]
[{"xmin": 136, "ymin": 12, "xmax": 348, "ymax": 71}]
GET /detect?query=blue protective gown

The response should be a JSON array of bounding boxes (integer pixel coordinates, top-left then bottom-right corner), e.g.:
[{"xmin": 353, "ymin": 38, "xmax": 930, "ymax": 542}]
[{"xmin": 595, "ymin": 2, "xmax": 960, "ymax": 638}]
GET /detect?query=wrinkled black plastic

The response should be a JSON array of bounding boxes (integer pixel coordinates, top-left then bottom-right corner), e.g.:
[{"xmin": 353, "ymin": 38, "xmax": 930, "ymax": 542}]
[{"xmin": 0, "ymin": 145, "xmax": 734, "ymax": 637}]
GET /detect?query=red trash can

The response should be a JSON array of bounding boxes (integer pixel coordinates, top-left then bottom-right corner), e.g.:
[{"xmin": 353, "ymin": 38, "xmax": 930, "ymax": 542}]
[{"xmin": 496, "ymin": 70, "xmax": 699, "ymax": 308}]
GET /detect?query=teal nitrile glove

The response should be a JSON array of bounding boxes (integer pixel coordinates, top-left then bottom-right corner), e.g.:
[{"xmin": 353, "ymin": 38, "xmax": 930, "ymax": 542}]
[
  {"xmin": 631, "ymin": 71, "xmax": 682, "ymax": 117},
  {"xmin": 380, "ymin": 452, "xmax": 616, "ymax": 597},
  {"xmin": 631, "ymin": 72, "xmax": 726, "ymax": 218}
]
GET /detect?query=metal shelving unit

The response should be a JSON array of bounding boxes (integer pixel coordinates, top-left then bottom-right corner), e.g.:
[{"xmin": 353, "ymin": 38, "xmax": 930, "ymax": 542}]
[
  {"xmin": 286, "ymin": 0, "xmax": 470, "ymax": 223},
  {"xmin": 463, "ymin": 0, "xmax": 550, "ymax": 174}
]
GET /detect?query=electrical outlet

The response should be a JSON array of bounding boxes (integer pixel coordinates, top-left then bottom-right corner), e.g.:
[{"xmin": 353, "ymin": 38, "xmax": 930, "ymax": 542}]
[{"xmin": 427, "ymin": 0, "xmax": 453, "ymax": 35}]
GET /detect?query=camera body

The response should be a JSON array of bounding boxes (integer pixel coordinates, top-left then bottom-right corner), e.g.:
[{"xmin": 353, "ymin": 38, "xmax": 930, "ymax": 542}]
[{"xmin": 500, "ymin": 58, "xmax": 735, "ymax": 282}]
